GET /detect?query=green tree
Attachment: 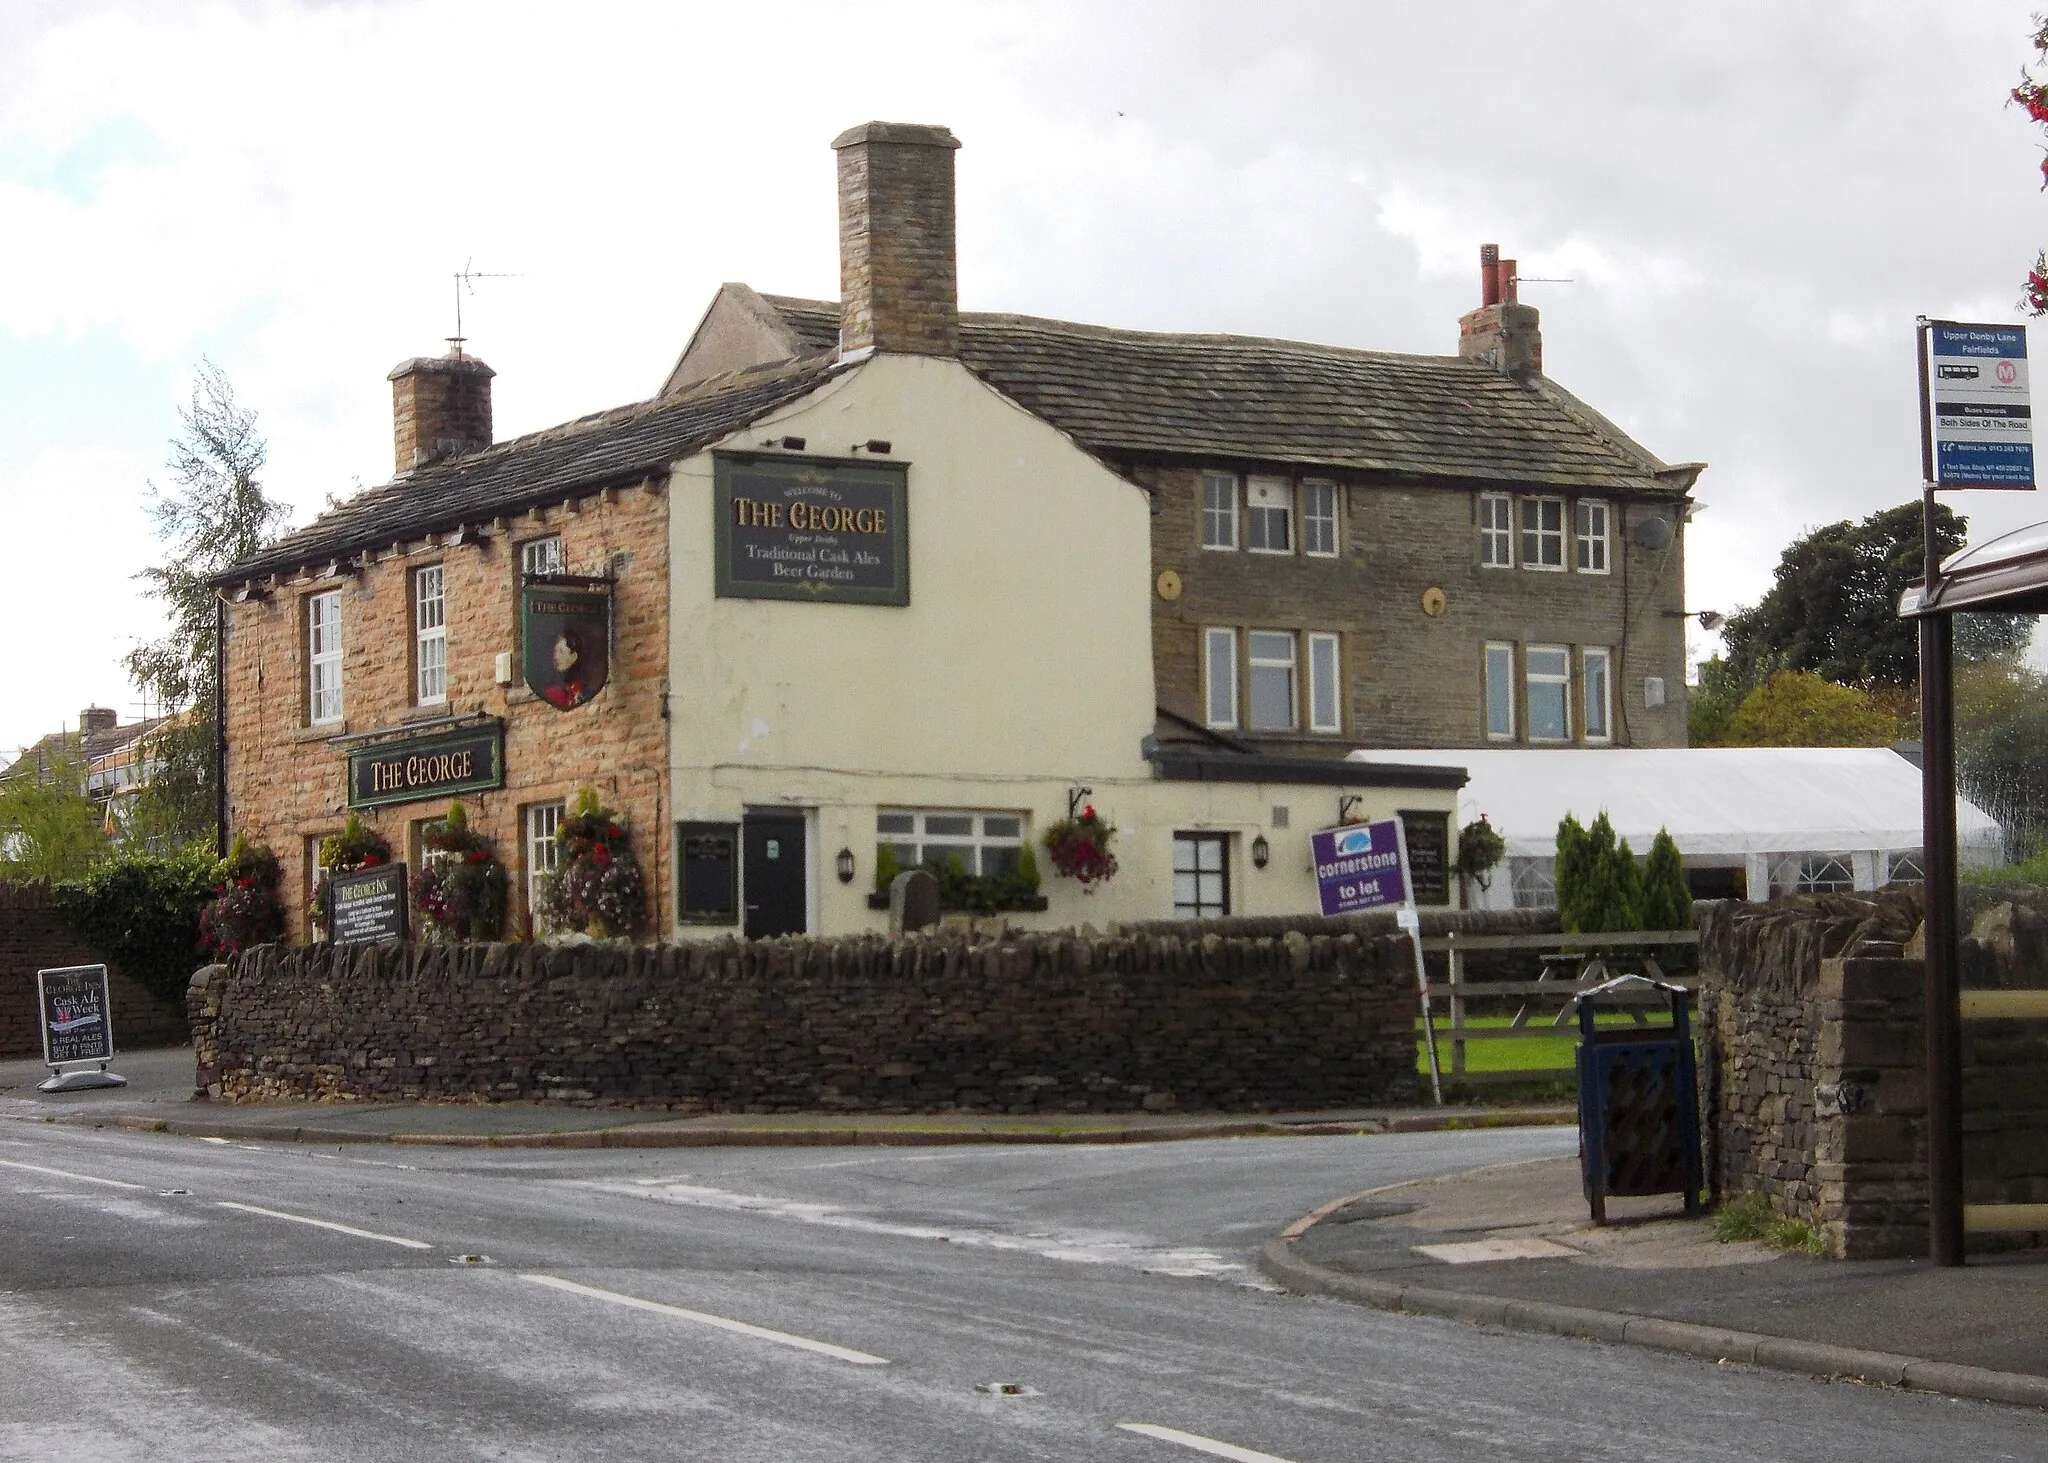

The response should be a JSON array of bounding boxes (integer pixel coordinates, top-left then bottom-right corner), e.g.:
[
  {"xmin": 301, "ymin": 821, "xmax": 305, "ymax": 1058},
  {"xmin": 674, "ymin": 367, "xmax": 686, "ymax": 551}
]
[
  {"xmin": 1687, "ymin": 655, "xmax": 1747, "ymax": 746},
  {"xmin": 124, "ymin": 363, "xmax": 287, "ymax": 850},
  {"xmin": 0, "ymin": 747, "xmax": 109, "ymax": 881},
  {"xmin": 1719, "ymin": 671, "xmax": 1899, "ymax": 748},
  {"xmin": 1554, "ymin": 813, "xmax": 1591, "ymax": 928},
  {"xmin": 1718, "ymin": 501, "xmax": 2028, "ymax": 692},
  {"xmin": 1557, "ymin": 812, "xmax": 1639, "ymax": 933},
  {"xmin": 1956, "ymin": 655, "xmax": 2048, "ymax": 860},
  {"xmin": 1640, "ymin": 829, "xmax": 1692, "ymax": 931}
]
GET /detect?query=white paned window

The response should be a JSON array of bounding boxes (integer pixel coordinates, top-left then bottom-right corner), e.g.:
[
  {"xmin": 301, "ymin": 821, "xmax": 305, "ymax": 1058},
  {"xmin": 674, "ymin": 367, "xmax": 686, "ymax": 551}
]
[
  {"xmin": 876, "ymin": 810, "xmax": 1025, "ymax": 877},
  {"xmin": 1885, "ymin": 851, "xmax": 1924, "ymax": 886},
  {"xmin": 1307, "ymin": 632, "xmax": 1342, "ymax": 734},
  {"xmin": 1478, "ymin": 493, "xmax": 1514, "ymax": 567},
  {"xmin": 1245, "ymin": 475, "xmax": 1293, "ymax": 553},
  {"xmin": 1583, "ymin": 647, "xmax": 1613, "ymax": 743},
  {"xmin": 1575, "ymin": 500, "xmax": 1610, "ymax": 573},
  {"xmin": 1510, "ymin": 857, "xmax": 1557, "ymax": 909},
  {"xmin": 1773, "ymin": 853, "xmax": 1854, "ymax": 897},
  {"xmin": 1484, "ymin": 642, "xmax": 1516, "ymax": 741},
  {"xmin": 522, "ymin": 535, "xmax": 564, "ymax": 576},
  {"xmin": 414, "ymin": 564, "xmax": 447, "ymax": 705},
  {"xmin": 1247, "ymin": 630, "xmax": 1298, "ymax": 731},
  {"xmin": 1205, "ymin": 627, "xmax": 1238, "ymax": 728},
  {"xmin": 526, "ymin": 801, "xmax": 563, "ymax": 927},
  {"xmin": 1520, "ymin": 496, "xmax": 1565, "ymax": 570},
  {"xmin": 1525, "ymin": 645, "xmax": 1572, "ymax": 741},
  {"xmin": 1200, "ymin": 472, "xmax": 1238, "ymax": 550},
  {"xmin": 307, "ymin": 591, "xmax": 343, "ymax": 725},
  {"xmin": 1302, "ymin": 480, "xmax": 1339, "ymax": 557},
  {"xmin": 1172, "ymin": 833, "xmax": 1230, "ymax": 918}
]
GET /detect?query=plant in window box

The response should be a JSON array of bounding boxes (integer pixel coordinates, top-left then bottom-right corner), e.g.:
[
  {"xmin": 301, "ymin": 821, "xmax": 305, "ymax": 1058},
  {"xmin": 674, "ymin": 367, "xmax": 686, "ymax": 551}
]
[
  {"xmin": 411, "ymin": 801, "xmax": 509, "ymax": 942},
  {"xmin": 199, "ymin": 834, "xmax": 287, "ymax": 955},
  {"xmin": 311, "ymin": 811, "xmax": 393, "ymax": 938},
  {"xmin": 538, "ymin": 786, "xmax": 647, "ymax": 938},
  {"xmin": 1041, "ymin": 804, "xmax": 1118, "ymax": 890},
  {"xmin": 930, "ymin": 848, "xmax": 1046, "ymax": 914}
]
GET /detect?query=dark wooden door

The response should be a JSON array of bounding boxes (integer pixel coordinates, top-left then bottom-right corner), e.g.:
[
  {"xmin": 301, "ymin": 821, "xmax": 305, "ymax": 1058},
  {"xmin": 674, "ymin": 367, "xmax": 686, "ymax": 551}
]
[{"xmin": 742, "ymin": 813, "xmax": 808, "ymax": 939}]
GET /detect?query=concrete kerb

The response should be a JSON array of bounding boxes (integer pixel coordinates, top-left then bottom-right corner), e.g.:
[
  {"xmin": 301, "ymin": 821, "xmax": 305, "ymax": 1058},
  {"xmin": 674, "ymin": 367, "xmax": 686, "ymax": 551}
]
[{"xmin": 1259, "ymin": 1197, "xmax": 2048, "ymax": 1412}]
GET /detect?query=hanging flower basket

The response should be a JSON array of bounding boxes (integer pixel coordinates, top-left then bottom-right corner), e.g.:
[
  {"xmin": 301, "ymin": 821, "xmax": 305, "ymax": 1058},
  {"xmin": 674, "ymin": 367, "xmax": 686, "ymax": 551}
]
[
  {"xmin": 199, "ymin": 834, "xmax": 286, "ymax": 956},
  {"xmin": 412, "ymin": 801, "xmax": 509, "ymax": 942},
  {"xmin": 311, "ymin": 811, "xmax": 393, "ymax": 938},
  {"xmin": 1041, "ymin": 803, "xmax": 1118, "ymax": 890},
  {"xmin": 538, "ymin": 787, "xmax": 647, "ymax": 938}
]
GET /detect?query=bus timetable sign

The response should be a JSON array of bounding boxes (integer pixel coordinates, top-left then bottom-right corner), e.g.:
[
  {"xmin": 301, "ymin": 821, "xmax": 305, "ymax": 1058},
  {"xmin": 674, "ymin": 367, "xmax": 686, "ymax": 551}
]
[
  {"xmin": 1924, "ymin": 321, "xmax": 2036, "ymax": 489},
  {"xmin": 1310, "ymin": 820, "xmax": 1409, "ymax": 917}
]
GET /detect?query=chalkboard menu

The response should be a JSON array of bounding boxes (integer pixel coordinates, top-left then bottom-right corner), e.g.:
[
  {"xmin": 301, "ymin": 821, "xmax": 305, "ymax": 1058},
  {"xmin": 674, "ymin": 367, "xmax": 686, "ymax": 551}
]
[
  {"xmin": 39, "ymin": 965, "xmax": 114, "ymax": 1065},
  {"xmin": 676, "ymin": 822, "xmax": 738, "ymax": 925},
  {"xmin": 330, "ymin": 862, "xmax": 410, "ymax": 944},
  {"xmin": 1399, "ymin": 810, "xmax": 1451, "ymax": 907},
  {"xmin": 714, "ymin": 454, "xmax": 909, "ymax": 606}
]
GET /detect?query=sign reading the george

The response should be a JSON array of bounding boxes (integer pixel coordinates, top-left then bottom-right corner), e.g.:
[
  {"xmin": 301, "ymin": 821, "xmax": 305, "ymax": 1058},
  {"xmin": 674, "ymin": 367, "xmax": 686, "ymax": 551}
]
[
  {"xmin": 1310, "ymin": 819, "xmax": 1409, "ymax": 917},
  {"xmin": 1925, "ymin": 321, "xmax": 2036, "ymax": 489},
  {"xmin": 715, "ymin": 454, "xmax": 909, "ymax": 605},
  {"xmin": 328, "ymin": 862, "xmax": 410, "ymax": 944},
  {"xmin": 39, "ymin": 965, "xmax": 114, "ymax": 1066},
  {"xmin": 348, "ymin": 723, "xmax": 504, "ymax": 810},
  {"xmin": 521, "ymin": 578, "xmax": 612, "ymax": 709}
]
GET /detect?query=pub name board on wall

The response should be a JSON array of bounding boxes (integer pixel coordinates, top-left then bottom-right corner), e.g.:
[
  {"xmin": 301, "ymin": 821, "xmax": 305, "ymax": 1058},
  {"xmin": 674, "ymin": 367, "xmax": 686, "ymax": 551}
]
[
  {"xmin": 347, "ymin": 723, "xmax": 505, "ymax": 810},
  {"xmin": 714, "ymin": 454, "xmax": 909, "ymax": 606}
]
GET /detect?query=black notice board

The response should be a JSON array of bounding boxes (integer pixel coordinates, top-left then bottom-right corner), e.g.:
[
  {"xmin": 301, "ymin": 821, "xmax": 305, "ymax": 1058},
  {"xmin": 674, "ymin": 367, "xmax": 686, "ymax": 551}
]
[
  {"xmin": 1399, "ymin": 810, "xmax": 1451, "ymax": 907},
  {"xmin": 677, "ymin": 822, "xmax": 739, "ymax": 925},
  {"xmin": 330, "ymin": 862, "xmax": 410, "ymax": 944},
  {"xmin": 39, "ymin": 965, "xmax": 114, "ymax": 1065}
]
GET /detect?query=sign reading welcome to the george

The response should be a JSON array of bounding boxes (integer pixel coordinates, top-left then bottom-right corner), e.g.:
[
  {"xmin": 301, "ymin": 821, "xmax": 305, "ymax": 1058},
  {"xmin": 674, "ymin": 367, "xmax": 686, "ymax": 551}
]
[
  {"xmin": 348, "ymin": 722, "xmax": 504, "ymax": 810},
  {"xmin": 329, "ymin": 862, "xmax": 410, "ymax": 944},
  {"xmin": 714, "ymin": 454, "xmax": 909, "ymax": 605}
]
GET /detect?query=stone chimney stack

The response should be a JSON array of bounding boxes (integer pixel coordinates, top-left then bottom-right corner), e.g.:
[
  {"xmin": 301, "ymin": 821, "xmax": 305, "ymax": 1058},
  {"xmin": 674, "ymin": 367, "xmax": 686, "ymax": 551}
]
[
  {"xmin": 832, "ymin": 121, "xmax": 962, "ymax": 359},
  {"xmin": 78, "ymin": 706, "xmax": 117, "ymax": 737},
  {"xmin": 387, "ymin": 352, "xmax": 495, "ymax": 475},
  {"xmin": 1458, "ymin": 243, "xmax": 1542, "ymax": 376}
]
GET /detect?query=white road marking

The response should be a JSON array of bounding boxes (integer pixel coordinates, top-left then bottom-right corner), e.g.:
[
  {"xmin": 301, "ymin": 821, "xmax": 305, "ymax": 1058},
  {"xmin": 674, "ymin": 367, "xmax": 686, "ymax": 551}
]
[
  {"xmin": 1117, "ymin": 1423, "xmax": 1303, "ymax": 1462},
  {"xmin": 0, "ymin": 1158, "xmax": 146, "ymax": 1190},
  {"xmin": 520, "ymin": 1273, "xmax": 890, "ymax": 1366},
  {"xmin": 1413, "ymin": 1236, "xmax": 1579, "ymax": 1264},
  {"xmin": 199, "ymin": 1137, "xmax": 231, "ymax": 1145},
  {"xmin": 214, "ymin": 1201, "xmax": 432, "ymax": 1249}
]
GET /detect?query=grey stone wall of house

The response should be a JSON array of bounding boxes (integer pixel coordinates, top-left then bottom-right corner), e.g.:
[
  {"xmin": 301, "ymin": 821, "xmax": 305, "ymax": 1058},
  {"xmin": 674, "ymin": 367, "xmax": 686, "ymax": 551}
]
[
  {"xmin": 1140, "ymin": 462, "xmax": 1689, "ymax": 751},
  {"xmin": 188, "ymin": 924, "xmax": 1419, "ymax": 1113},
  {"xmin": 1698, "ymin": 889, "xmax": 2048, "ymax": 1259}
]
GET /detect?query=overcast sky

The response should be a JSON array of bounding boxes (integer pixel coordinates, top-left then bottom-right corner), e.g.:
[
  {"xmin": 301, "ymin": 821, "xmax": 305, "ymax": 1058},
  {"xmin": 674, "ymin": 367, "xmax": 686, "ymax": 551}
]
[{"xmin": 4, "ymin": 0, "xmax": 2045, "ymax": 757}]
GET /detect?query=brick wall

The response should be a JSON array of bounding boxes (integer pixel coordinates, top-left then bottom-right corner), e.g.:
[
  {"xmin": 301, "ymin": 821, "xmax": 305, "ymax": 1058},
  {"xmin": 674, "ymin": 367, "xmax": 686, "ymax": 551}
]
[
  {"xmin": 0, "ymin": 883, "xmax": 189, "ymax": 1057},
  {"xmin": 834, "ymin": 122, "xmax": 961, "ymax": 358},
  {"xmin": 1699, "ymin": 890, "xmax": 2048, "ymax": 1259},
  {"xmin": 189, "ymin": 924, "xmax": 1418, "ymax": 1112},
  {"xmin": 1141, "ymin": 462, "xmax": 1689, "ymax": 750},
  {"xmin": 223, "ymin": 479, "xmax": 671, "ymax": 940}
]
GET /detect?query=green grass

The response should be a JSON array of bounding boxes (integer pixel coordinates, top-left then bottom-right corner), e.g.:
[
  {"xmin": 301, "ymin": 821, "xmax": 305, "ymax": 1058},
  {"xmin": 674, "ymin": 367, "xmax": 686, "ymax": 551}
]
[
  {"xmin": 1415, "ymin": 1011, "xmax": 1645, "ymax": 1075},
  {"xmin": 1711, "ymin": 1190, "xmax": 1829, "ymax": 1255}
]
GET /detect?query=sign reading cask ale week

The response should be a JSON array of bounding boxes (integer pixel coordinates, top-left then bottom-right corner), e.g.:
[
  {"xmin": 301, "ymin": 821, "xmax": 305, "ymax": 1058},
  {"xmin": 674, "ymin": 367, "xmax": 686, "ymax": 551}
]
[
  {"xmin": 39, "ymin": 964, "xmax": 113, "ymax": 1066},
  {"xmin": 348, "ymin": 723, "xmax": 504, "ymax": 810},
  {"xmin": 714, "ymin": 454, "xmax": 909, "ymax": 605}
]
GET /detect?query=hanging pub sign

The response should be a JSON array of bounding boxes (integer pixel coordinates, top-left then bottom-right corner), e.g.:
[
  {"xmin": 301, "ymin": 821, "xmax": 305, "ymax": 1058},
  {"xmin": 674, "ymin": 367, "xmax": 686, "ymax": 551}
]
[
  {"xmin": 715, "ymin": 453, "xmax": 909, "ymax": 606},
  {"xmin": 328, "ymin": 862, "xmax": 410, "ymax": 944},
  {"xmin": 1310, "ymin": 819, "xmax": 1409, "ymax": 917},
  {"xmin": 348, "ymin": 722, "xmax": 504, "ymax": 810},
  {"xmin": 521, "ymin": 575, "xmax": 612, "ymax": 708}
]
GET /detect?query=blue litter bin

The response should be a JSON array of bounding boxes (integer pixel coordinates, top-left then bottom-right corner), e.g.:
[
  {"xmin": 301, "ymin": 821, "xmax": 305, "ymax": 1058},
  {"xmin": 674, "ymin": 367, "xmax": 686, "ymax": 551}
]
[{"xmin": 1575, "ymin": 974, "xmax": 1704, "ymax": 1225}]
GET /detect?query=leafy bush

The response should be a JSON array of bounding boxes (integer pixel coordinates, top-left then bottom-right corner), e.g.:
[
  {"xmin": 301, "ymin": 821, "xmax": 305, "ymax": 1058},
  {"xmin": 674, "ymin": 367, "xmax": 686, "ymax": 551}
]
[
  {"xmin": 1639, "ymin": 830, "xmax": 1693, "ymax": 931},
  {"xmin": 539, "ymin": 787, "xmax": 646, "ymax": 938},
  {"xmin": 873, "ymin": 842, "xmax": 902, "ymax": 894},
  {"xmin": 1712, "ymin": 1190, "xmax": 1828, "ymax": 1255},
  {"xmin": 312, "ymin": 811, "xmax": 393, "ymax": 937},
  {"xmin": 412, "ymin": 802, "xmax": 509, "ymax": 941},
  {"xmin": 51, "ymin": 845, "xmax": 216, "ymax": 1005},
  {"xmin": 1558, "ymin": 812, "xmax": 1637, "ymax": 933},
  {"xmin": 198, "ymin": 836, "xmax": 286, "ymax": 957},
  {"xmin": 929, "ymin": 854, "xmax": 1044, "ymax": 915}
]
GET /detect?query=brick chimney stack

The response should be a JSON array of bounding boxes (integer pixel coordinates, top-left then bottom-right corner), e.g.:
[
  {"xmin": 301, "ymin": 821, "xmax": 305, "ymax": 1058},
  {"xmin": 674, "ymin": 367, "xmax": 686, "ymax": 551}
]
[
  {"xmin": 78, "ymin": 706, "xmax": 117, "ymax": 737},
  {"xmin": 832, "ymin": 121, "xmax": 962, "ymax": 359},
  {"xmin": 387, "ymin": 352, "xmax": 495, "ymax": 475},
  {"xmin": 1458, "ymin": 243, "xmax": 1542, "ymax": 376}
]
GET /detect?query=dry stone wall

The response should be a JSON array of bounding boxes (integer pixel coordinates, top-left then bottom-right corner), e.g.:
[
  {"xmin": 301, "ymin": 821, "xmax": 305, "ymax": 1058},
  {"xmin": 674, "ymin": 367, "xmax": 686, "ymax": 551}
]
[{"xmin": 188, "ymin": 925, "xmax": 1418, "ymax": 1113}]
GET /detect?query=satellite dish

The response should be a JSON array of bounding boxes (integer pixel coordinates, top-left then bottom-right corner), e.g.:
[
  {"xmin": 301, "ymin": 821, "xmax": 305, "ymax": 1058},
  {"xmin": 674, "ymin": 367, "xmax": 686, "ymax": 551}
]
[{"xmin": 1633, "ymin": 515, "xmax": 1673, "ymax": 551}]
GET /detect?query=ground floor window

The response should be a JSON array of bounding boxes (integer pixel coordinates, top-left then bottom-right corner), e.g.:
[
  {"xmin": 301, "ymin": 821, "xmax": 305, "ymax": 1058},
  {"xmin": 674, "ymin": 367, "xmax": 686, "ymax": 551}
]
[
  {"xmin": 525, "ymin": 801, "xmax": 564, "ymax": 930},
  {"xmin": 877, "ymin": 809, "xmax": 1025, "ymax": 877},
  {"xmin": 1771, "ymin": 852, "xmax": 1854, "ymax": 896},
  {"xmin": 1172, "ymin": 832, "xmax": 1230, "ymax": 918}
]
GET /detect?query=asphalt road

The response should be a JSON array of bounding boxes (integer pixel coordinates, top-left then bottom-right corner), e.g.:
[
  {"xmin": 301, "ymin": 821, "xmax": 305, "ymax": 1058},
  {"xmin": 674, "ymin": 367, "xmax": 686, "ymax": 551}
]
[{"xmin": 0, "ymin": 1121, "xmax": 2039, "ymax": 1461}]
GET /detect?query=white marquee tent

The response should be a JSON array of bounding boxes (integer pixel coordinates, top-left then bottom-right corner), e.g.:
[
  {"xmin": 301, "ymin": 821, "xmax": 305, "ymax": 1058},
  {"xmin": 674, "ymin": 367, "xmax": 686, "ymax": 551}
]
[{"xmin": 1353, "ymin": 746, "xmax": 2002, "ymax": 910}]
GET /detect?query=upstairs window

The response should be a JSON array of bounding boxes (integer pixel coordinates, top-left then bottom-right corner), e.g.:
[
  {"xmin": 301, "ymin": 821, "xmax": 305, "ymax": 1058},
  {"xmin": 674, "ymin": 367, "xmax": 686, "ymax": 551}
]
[
  {"xmin": 522, "ymin": 535, "xmax": 564, "ymax": 577},
  {"xmin": 1245, "ymin": 476, "xmax": 1293, "ymax": 553},
  {"xmin": 1478, "ymin": 493, "xmax": 1514, "ymax": 567},
  {"xmin": 1204, "ymin": 627, "xmax": 1239, "ymax": 728},
  {"xmin": 1483, "ymin": 642, "xmax": 1516, "ymax": 740},
  {"xmin": 1307, "ymin": 633, "xmax": 1342, "ymax": 733},
  {"xmin": 1525, "ymin": 645, "xmax": 1572, "ymax": 741},
  {"xmin": 1200, "ymin": 472, "xmax": 1238, "ymax": 549},
  {"xmin": 1575, "ymin": 500, "xmax": 1610, "ymax": 573},
  {"xmin": 1247, "ymin": 630, "xmax": 1298, "ymax": 730},
  {"xmin": 1583, "ymin": 646, "xmax": 1613, "ymax": 742},
  {"xmin": 1520, "ymin": 496, "xmax": 1565, "ymax": 570},
  {"xmin": 1301, "ymin": 480, "xmax": 1339, "ymax": 557},
  {"xmin": 414, "ymin": 564, "xmax": 447, "ymax": 705},
  {"xmin": 307, "ymin": 591, "xmax": 343, "ymax": 725}
]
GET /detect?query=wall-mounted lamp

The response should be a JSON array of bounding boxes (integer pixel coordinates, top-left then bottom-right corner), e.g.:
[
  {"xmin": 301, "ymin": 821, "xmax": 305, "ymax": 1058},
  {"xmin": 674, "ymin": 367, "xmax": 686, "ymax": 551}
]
[
  {"xmin": 835, "ymin": 846, "xmax": 856, "ymax": 884},
  {"xmin": 1663, "ymin": 608, "xmax": 1725, "ymax": 631},
  {"xmin": 1251, "ymin": 833, "xmax": 1270, "ymax": 870}
]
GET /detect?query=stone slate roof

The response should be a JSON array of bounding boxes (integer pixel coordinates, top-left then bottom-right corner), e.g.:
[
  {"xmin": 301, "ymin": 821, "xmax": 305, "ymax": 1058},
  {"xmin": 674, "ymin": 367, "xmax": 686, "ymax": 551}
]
[
  {"xmin": 2, "ymin": 716, "xmax": 165, "ymax": 784},
  {"xmin": 221, "ymin": 357, "xmax": 839, "ymax": 584},
  {"xmin": 757, "ymin": 295, "xmax": 1689, "ymax": 494}
]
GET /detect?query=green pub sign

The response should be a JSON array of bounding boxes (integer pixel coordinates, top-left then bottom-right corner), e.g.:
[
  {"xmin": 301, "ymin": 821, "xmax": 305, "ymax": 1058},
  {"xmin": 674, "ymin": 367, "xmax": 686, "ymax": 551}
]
[
  {"xmin": 348, "ymin": 723, "xmax": 505, "ymax": 810},
  {"xmin": 715, "ymin": 454, "xmax": 909, "ymax": 605}
]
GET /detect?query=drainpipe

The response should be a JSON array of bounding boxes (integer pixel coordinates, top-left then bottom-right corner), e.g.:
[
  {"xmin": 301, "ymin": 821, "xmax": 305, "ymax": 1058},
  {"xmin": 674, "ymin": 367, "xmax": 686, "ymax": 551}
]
[{"xmin": 215, "ymin": 594, "xmax": 228, "ymax": 859}]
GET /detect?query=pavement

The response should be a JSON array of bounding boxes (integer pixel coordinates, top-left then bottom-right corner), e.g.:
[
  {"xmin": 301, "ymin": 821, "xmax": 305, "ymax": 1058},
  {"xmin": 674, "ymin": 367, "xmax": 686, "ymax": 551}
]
[{"xmin": 1261, "ymin": 1154, "xmax": 2048, "ymax": 1412}]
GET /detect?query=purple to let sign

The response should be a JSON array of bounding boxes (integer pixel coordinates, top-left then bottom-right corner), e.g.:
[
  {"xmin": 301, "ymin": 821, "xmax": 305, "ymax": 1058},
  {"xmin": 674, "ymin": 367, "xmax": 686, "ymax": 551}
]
[{"xmin": 1312, "ymin": 820, "xmax": 1408, "ymax": 917}]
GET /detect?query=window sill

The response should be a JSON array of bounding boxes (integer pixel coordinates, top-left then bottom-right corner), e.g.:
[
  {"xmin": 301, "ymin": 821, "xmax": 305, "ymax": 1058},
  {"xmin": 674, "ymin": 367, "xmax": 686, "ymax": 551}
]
[
  {"xmin": 291, "ymin": 721, "xmax": 345, "ymax": 743},
  {"xmin": 1520, "ymin": 563, "xmax": 1568, "ymax": 573},
  {"xmin": 403, "ymin": 702, "xmax": 449, "ymax": 721}
]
